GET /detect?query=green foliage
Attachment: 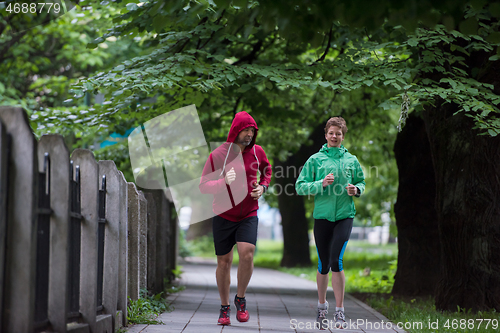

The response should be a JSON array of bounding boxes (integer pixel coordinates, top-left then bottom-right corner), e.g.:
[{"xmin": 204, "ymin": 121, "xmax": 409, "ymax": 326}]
[
  {"xmin": 127, "ymin": 289, "xmax": 171, "ymax": 325},
  {"xmin": 1, "ymin": 0, "xmax": 147, "ymax": 153},
  {"xmin": 93, "ymin": 142, "xmax": 134, "ymax": 182},
  {"xmin": 186, "ymin": 234, "xmax": 215, "ymax": 257},
  {"xmin": 60, "ymin": 1, "xmax": 498, "ymax": 146},
  {"xmin": 397, "ymin": 20, "xmax": 500, "ymax": 136},
  {"xmin": 3, "ymin": 0, "xmax": 499, "ymax": 150},
  {"xmin": 178, "ymin": 229, "xmax": 193, "ymax": 258},
  {"xmin": 170, "ymin": 266, "xmax": 184, "ymax": 280},
  {"xmin": 127, "ymin": 276, "xmax": 185, "ymax": 325},
  {"xmin": 345, "ymin": 259, "xmax": 397, "ymax": 293},
  {"xmin": 126, "ymin": 284, "xmax": 188, "ymax": 325},
  {"xmin": 1, "ymin": 2, "xmax": 138, "ymax": 106}
]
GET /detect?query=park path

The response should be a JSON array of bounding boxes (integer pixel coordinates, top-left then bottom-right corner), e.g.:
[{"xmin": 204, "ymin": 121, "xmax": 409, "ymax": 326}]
[{"xmin": 125, "ymin": 258, "xmax": 406, "ymax": 333}]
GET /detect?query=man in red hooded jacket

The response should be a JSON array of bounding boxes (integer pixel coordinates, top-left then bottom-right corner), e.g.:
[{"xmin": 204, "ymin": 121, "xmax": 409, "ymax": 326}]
[{"xmin": 199, "ymin": 111, "xmax": 272, "ymax": 325}]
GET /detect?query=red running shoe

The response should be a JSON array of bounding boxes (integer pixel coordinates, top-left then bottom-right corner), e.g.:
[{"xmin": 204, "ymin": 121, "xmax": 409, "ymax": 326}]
[
  {"xmin": 234, "ymin": 295, "xmax": 250, "ymax": 322},
  {"xmin": 218, "ymin": 305, "xmax": 231, "ymax": 325}
]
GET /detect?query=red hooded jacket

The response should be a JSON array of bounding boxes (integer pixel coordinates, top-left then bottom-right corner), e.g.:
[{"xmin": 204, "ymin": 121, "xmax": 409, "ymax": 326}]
[{"xmin": 199, "ymin": 111, "xmax": 272, "ymax": 222}]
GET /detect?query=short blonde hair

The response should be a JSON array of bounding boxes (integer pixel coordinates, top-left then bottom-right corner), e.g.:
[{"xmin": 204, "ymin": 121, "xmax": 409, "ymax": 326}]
[{"xmin": 324, "ymin": 116, "xmax": 348, "ymax": 135}]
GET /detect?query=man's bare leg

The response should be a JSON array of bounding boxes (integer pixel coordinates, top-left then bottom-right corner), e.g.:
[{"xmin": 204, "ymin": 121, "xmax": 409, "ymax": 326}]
[
  {"xmin": 216, "ymin": 248, "xmax": 234, "ymax": 305},
  {"xmin": 236, "ymin": 242, "xmax": 255, "ymax": 297}
]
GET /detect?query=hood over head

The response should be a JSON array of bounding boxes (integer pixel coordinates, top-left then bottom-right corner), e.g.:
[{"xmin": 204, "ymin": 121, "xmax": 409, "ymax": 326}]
[{"xmin": 227, "ymin": 111, "xmax": 258, "ymax": 149}]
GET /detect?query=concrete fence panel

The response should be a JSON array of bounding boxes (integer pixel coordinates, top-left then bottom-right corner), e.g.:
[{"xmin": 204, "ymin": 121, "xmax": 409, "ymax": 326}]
[
  {"xmin": 116, "ymin": 171, "xmax": 128, "ymax": 326},
  {"xmin": 157, "ymin": 191, "xmax": 169, "ymax": 293},
  {"xmin": 0, "ymin": 107, "xmax": 38, "ymax": 333},
  {"xmin": 98, "ymin": 160, "xmax": 122, "ymax": 331},
  {"xmin": 143, "ymin": 192, "xmax": 158, "ymax": 294},
  {"xmin": 38, "ymin": 134, "xmax": 71, "ymax": 333},
  {"xmin": 163, "ymin": 188, "xmax": 177, "ymax": 284},
  {"xmin": 140, "ymin": 189, "xmax": 176, "ymax": 292},
  {"xmin": 70, "ymin": 149, "xmax": 98, "ymax": 333},
  {"xmin": 138, "ymin": 191, "xmax": 148, "ymax": 292},
  {"xmin": 127, "ymin": 182, "xmax": 141, "ymax": 301}
]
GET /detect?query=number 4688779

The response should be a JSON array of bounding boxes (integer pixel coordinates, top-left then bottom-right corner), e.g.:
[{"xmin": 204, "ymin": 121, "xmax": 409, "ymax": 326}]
[{"xmin": 5, "ymin": 2, "xmax": 62, "ymax": 14}]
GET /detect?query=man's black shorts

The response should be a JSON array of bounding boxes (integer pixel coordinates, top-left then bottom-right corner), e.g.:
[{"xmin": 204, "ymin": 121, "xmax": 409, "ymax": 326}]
[{"xmin": 212, "ymin": 215, "xmax": 258, "ymax": 256}]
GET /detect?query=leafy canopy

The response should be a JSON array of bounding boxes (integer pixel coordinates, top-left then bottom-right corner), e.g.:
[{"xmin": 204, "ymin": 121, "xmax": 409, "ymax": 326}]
[{"xmin": 63, "ymin": 0, "xmax": 500, "ymax": 138}]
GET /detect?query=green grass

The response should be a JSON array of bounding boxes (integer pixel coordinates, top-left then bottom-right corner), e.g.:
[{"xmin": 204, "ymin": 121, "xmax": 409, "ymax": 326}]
[
  {"xmin": 126, "ymin": 276, "xmax": 185, "ymax": 325},
  {"xmin": 185, "ymin": 234, "xmax": 215, "ymax": 258},
  {"xmin": 362, "ymin": 295, "xmax": 499, "ymax": 333},
  {"xmin": 127, "ymin": 289, "xmax": 170, "ymax": 325}
]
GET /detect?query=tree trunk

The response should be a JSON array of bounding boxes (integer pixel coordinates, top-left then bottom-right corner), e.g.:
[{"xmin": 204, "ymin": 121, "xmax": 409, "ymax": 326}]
[
  {"xmin": 185, "ymin": 218, "xmax": 212, "ymax": 241},
  {"xmin": 392, "ymin": 113, "xmax": 441, "ymax": 296},
  {"xmin": 186, "ymin": 199, "xmax": 213, "ymax": 241},
  {"xmin": 277, "ymin": 122, "xmax": 327, "ymax": 267},
  {"xmin": 423, "ymin": 104, "xmax": 500, "ymax": 312},
  {"xmin": 276, "ymin": 158, "xmax": 311, "ymax": 267}
]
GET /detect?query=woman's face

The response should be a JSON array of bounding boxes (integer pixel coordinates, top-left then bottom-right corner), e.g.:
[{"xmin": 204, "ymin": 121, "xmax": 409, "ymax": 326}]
[{"xmin": 325, "ymin": 125, "xmax": 344, "ymax": 148}]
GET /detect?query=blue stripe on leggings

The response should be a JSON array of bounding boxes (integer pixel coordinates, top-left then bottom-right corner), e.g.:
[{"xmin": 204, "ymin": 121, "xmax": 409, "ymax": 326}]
[
  {"xmin": 316, "ymin": 247, "xmax": 322, "ymax": 273},
  {"xmin": 338, "ymin": 241, "xmax": 348, "ymax": 271}
]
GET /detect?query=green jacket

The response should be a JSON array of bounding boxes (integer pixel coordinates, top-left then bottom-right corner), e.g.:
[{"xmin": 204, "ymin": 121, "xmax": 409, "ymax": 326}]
[{"xmin": 295, "ymin": 144, "xmax": 366, "ymax": 222}]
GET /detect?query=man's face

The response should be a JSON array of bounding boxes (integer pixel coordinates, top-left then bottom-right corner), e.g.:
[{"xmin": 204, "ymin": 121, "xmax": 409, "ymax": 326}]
[
  {"xmin": 237, "ymin": 127, "xmax": 255, "ymax": 147},
  {"xmin": 325, "ymin": 125, "xmax": 344, "ymax": 148}
]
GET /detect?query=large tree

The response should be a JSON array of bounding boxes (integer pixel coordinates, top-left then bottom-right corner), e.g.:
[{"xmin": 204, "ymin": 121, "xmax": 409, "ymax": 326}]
[
  {"xmin": 392, "ymin": 113, "xmax": 440, "ymax": 296},
  {"xmin": 391, "ymin": 11, "xmax": 500, "ymax": 311}
]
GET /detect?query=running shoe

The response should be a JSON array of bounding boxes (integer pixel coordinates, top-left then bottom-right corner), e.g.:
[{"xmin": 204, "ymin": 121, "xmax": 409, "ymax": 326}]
[
  {"xmin": 234, "ymin": 294, "xmax": 250, "ymax": 322},
  {"xmin": 316, "ymin": 304, "xmax": 329, "ymax": 330},
  {"xmin": 218, "ymin": 305, "xmax": 231, "ymax": 325},
  {"xmin": 334, "ymin": 309, "xmax": 346, "ymax": 329}
]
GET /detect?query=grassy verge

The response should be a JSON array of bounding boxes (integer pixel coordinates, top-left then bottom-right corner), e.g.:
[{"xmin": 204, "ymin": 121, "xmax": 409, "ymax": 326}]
[
  {"xmin": 357, "ymin": 294, "xmax": 499, "ymax": 333},
  {"xmin": 185, "ymin": 237, "xmax": 500, "ymax": 332},
  {"xmin": 126, "ymin": 272, "xmax": 185, "ymax": 325}
]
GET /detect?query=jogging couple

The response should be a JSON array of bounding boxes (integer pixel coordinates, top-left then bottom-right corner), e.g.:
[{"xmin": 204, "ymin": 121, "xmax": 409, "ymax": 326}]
[{"xmin": 199, "ymin": 112, "xmax": 365, "ymax": 329}]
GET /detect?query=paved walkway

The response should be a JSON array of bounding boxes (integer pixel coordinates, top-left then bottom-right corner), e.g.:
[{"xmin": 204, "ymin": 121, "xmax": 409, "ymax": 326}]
[{"xmin": 125, "ymin": 259, "xmax": 405, "ymax": 333}]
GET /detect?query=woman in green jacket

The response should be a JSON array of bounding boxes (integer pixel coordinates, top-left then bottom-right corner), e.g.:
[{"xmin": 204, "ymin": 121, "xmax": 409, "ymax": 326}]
[{"xmin": 296, "ymin": 116, "xmax": 365, "ymax": 329}]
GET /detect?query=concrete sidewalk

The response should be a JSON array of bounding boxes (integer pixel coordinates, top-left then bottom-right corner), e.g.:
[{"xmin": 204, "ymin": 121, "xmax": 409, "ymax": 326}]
[{"xmin": 125, "ymin": 259, "xmax": 405, "ymax": 333}]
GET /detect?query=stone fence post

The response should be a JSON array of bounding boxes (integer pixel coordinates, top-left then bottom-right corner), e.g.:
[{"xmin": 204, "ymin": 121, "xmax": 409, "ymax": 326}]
[
  {"xmin": 70, "ymin": 149, "xmax": 99, "ymax": 333},
  {"xmin": 117, "ymin": 172, "xmax": 129, "ymax": 326},
  {"xmin": 37, "ymin": 134, "xmax": 71, "ymax": 333},
  {"xmin": 0, "ymin": 107, "xmax": 38, "ymax": 333},
  {"xmin": 138, "ymin": 192, "xmax": 148, "ymax": 292},
  {"xmin": 127, "ymin": 182, "xmax": 141, "ymax": 301},
  {"xmin": 98, "ymin": 161, "xmax": 124, "ymax": 331},
  {"xmin": 143, "ymin": 192, "xmax": 158, "ymax": 293},
  {"xmin": 140, "ymin": 189, "xmax": 176, "ymax": 292}
]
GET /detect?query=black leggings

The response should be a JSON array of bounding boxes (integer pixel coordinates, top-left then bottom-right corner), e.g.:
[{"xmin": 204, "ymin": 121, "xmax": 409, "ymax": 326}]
[{"xmin": 314, "ymin": 218, "xmax": 353, "ymax": 274}]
